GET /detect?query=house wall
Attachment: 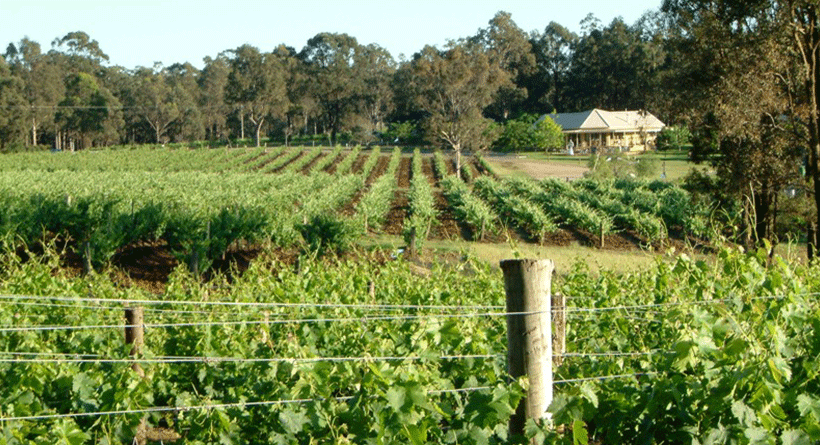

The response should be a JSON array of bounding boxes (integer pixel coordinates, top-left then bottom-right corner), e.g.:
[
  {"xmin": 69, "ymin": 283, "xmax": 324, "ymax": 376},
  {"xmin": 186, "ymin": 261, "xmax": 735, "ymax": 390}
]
[{"xmin": 565, "ymin": 131, "xmax": 659, "ymax": 152}]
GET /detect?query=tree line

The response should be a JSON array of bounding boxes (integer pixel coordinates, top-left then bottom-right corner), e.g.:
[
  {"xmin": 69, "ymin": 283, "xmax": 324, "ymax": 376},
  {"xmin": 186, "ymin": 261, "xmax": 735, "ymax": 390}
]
[{"xmin": 0, "ymin": 11, "xmax": 672, "ymax": 154}]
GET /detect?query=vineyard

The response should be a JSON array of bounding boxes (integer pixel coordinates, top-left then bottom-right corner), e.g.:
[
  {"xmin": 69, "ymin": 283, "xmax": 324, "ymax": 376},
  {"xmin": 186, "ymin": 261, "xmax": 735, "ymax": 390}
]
[
  {"xmin": 1, "ymin": 146, "xmax": 817, "ymax": 444},
  {"xmin": 0, "ymin": 232, "xmax": 818, "ymax": 443},
  {"xmin": 0, "ymin": 146, "xmax": 711, "ymax": 282}
]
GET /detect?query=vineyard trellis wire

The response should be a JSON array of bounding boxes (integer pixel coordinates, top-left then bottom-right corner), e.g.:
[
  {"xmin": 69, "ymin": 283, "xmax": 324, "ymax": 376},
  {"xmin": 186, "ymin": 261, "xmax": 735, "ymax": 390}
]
[{"xmin": 1, "ymin": 260, "xmax": 812, "ymax": 442}]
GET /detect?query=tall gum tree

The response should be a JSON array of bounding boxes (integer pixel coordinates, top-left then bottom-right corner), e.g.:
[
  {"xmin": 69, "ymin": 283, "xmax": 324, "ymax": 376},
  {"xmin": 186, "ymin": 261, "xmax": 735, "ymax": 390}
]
[
  {"xmin": 298, "ymin": 33, "xmax": 366, "ymax": 145},
  {"xmin": 663, "ymin": 0, "xmax": 811, "ymax": 252},
  {"xmin": 410, "ymin": 42, "xmax": 507, "ymax": 178},
  {"xmin": 4, "ymin": 38, "xmax": 64, "ymax": 147},
  {"xmin": 226, "ymin": 45, "xmax": 289, "ymax": 147},
  {"xmin": 0, "ymin": 55, "xmax": 27, "ymax": 149}
]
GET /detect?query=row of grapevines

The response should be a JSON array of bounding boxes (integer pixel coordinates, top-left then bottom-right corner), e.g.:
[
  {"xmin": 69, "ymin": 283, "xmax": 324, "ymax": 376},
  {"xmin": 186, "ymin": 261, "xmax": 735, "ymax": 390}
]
[
  {"xmin": 610, "ymin": 181, "xmax": 709, "ymax": 238},
  {"xmin": 0, "ymin": 170, "xmax": 355, "ymax": 274},
  {"xmin": 569, "ymin": 179, "xmax": 667, "ymax": 243},
  {"xmin": 403, "ymin": 149, "xmax": 438, "ymax": 249},
  {"xmin": 332, "ymin": 146, "xmax": 362, "ymax": 175},
  {"xmin": 354, "ymin": 147, "xmax": 401, "ymax": 233},
  {"xmin": 473, "ymin": 176, "xmax": 559, "ymax": 243},
  {"xmin": 548, "ymin": 247, "xmax": 820, "ymax": 444},
  {"xmin": 0, "ymin": 250, "xmax": 521, "ymax": 444},
  {"xmin": 503, "ymin": 176, "xmax": 614, "ymax": 244},
  {"xmin": 358, "ymin": 146, "xmax": 383, "ymax": 179},
  {"xmin": 279, "ymin": 147, "xmax": 324, "ymax": 174},
  {"xmin": 308, "ymin": 146, "xmax": 345, "ymax": 174},
  {"xmin": 439, "ymin": 175, "xmax": 497, "ymax": 240},
  {"xmin": 258, "ymin": 148, "xmax": 304, "ymax": 174},
  {"xmin": 234, "ymin": 147, "xmax": 286, "ymax": 173}
]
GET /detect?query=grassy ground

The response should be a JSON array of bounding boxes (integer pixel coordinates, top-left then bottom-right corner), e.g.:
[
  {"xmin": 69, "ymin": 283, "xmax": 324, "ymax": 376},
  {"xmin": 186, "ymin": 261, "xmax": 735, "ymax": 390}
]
[
  {"xmin": 362, "ymin": 234, "xmax": 810, "ymax": 278},
  {"xmin": 485, "ymin": 148, "xmax": 711, "ymax": 182},
  {"xmin": 362, "ymin": 234, "xmax": 663, "ymax": 275}
]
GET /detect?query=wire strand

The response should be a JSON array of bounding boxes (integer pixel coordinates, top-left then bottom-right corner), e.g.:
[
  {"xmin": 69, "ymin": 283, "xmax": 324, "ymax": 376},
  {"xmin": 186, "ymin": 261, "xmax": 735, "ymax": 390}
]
[
  {"xmin": 0, "ymin": 293, "xmax": 505, "ymax": 312},
  {"xmin": 0, "ymin": 310, "xmax": 538, "ymax": 333},
  {"xmin": 554, "ymin": 372, "xmax": 656, "ymax": 384},
  {"xmin": 0, "ymin": 353, "xmax": 502, "ymax": 365},
  {"xmin": 0, "ymin": 386, "xmax": 494, "ymax": 423}
]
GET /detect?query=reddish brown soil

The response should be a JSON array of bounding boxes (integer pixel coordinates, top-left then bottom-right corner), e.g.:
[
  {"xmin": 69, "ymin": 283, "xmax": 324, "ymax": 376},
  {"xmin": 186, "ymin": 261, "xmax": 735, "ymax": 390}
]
[
  {"xmin": 301, "ymin": 152, "xmax": 326, "ymax": 173},
  {"xmin": 350, "ymin": 154, "xmax": 369, "ymax": 175},
  {"xmin": 397, "ymin": 156, "xmax": 411, "ymax": 189},
  {"xmin": 429, "ymin": 191, "xmax": 470, "ymax": 240},
  {"xmin": 272, "ymin": 150, "xmax": 305, "ymax": 173},
  {"xmin": 253, "ymin": 150, "xmax": 286, "ymax": 172},
  {"xmin": 382, "ymin": 190, "xmax": 408, "ymax": 235},
  {"xmin": 323, "ymin": 151, "xmax": 348, "ymax": 174},
  {"xmin": 339, "ymin": 155, "xmax": 389, "ymax": 217}
]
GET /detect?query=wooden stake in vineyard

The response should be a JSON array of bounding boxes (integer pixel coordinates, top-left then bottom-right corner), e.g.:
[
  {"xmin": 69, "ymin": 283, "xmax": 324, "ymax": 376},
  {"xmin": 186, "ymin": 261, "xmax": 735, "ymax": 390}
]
[
  {"xmin": 126, "ymin": 307, "xmax": 182, "ymax": 444},
  {"xmin": 501, "ymin": 259, "xmax": 554, "ymax": 440}
]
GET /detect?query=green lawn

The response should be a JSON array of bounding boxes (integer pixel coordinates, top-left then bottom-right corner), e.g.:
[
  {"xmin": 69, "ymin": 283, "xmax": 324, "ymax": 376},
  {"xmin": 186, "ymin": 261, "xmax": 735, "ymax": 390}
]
[{"xmin": 486, "ymin": 148, "xmax": 711, "ymax": 182}]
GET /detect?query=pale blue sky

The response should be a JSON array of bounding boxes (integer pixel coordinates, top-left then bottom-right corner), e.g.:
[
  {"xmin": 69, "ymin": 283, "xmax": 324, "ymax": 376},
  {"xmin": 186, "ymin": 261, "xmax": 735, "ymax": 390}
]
[{"xmin": 3, "ymin": 0, "xmax": 662, "ymax": 69}]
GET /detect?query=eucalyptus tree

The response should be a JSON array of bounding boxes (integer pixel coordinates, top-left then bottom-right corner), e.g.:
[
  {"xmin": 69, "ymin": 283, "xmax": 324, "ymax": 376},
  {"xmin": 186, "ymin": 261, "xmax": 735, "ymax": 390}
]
[
  {"xmin": 271, "ymin": 44, "xmax": 304, "ymax": 146},
  {"xmin": 166, "ymin": 62, "xmax": 203, "ymax": 142},
  {"xmin": 226, "ymin": 44, "xmax": 289, "ymax": 147},
  {"xmin": 199, "ymin": 54, "xmax": 231, "ymax": 142},
  {"xmin": 525, "ymin": 22, "xmax": 577, "ymax": 113},
  {"xmin": 298, "ymin": 33, "xmax": 366, "ymax": 145},
  {"xmin": 472, "ymin": 11, "xmax": 536, "ymax": 120},
  {"xmin": 4, "ymin": 38, "xmax": 64, "ymax": 147},
  {"xmin": 355, "ymin": 43, "xmax": 395, "ymax": 143},
  {"xmin": 125, "ymin": 65, "xmax": 189, "ymax": 143},
  {"xmin": 56, "ymin": 72, "xmax": 121, "ymax": 149},
  {"xmin": 0, "ymin": 55, "xmax": 27, "ymax": 149},
  {"xmin": 49, "ymin": 31, "xmax": 109, "ymax": 76},
  {"xmin": 565, "ymin": 17, "xmax": 665, "ymax": 111},
  {"xmin": 409, "ymin": 42, "xmax": 507, "ymax": 177},
  {"xmin": 662, "ymin": 0, "xmax": 805, "ymax": 250}
]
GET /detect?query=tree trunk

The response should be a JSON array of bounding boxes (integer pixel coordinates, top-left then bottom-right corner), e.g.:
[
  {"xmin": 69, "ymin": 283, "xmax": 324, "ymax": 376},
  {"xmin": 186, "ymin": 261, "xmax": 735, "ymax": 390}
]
[
  {"xmin": 455, "ymin": 144, "xmax": 462, "ymax": 180},
  {"xmin": 240, "ymin": 106, "xmax": 245, "ymax": 140},
  {"xmin": 753, "ymin": 188, "xmax": 773, "ymax": 245},
  {"xmin": 31, "ymin": 117, "xmax": 38, "ymax": 146},
  {"xmin": 255, "ymin": 118, "xmax": 264, "ymax": 147}
]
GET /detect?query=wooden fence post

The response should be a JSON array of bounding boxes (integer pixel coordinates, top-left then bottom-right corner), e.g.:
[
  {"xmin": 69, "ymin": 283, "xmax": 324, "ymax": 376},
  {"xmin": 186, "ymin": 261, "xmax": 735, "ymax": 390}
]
[
  {"xmin": 552, "ymin": 293, "xmax": 566, "ymax": 367},
  {"xmin": 124, "ymin": 307, "xmax": 145, "ymax": 378},
  {"xmin": 501, "ymin": 259, "xmax": 554, "ymax": 439}
]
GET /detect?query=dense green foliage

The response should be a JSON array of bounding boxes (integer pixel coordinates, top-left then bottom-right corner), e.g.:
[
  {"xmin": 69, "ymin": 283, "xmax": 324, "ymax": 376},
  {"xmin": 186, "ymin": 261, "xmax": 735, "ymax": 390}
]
[
  {"xmin": 494, "ymin": 115, "xmax": 564, "ymax": 153},
  {"xmin": 549, "ymin": 246, "xmax": 820, "ymax": 444},
  {"xmin": 403, "ymin": 149, "xmax": 438, "ymax": 251},
  {"xmin": 1, "ymin": 237, "xmax": 819, "ymax": 442},
  {"xmin": 0, "ymin": 249, "xmax": 522, "ymax": 444}
]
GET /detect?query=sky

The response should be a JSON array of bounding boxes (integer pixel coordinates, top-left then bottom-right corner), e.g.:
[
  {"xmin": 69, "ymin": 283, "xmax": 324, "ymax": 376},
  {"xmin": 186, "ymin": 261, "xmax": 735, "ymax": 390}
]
[{"xmin": 2, "ymin": 0, "xmax": 663, "ymax": 69}]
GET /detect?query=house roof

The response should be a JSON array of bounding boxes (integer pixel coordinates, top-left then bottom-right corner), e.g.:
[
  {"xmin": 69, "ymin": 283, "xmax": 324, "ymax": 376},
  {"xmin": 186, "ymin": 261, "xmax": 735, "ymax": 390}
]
[{"xmin": 545, "ymin": 109, "xmax": 665, "ymax": 133}]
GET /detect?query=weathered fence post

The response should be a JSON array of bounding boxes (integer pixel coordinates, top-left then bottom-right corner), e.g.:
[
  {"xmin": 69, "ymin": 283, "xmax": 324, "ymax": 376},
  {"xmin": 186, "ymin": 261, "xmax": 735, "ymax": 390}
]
[
  {"xmin": 124, "ymin": 306, "xmax": 145, "ymax": 378},
  {"xmin": 501, "ymin": 259, "xmax": 554, "ymax": 439},
  {"xmin": 552, "ymin": 293, "xmax": 566, "ymax": 367}
]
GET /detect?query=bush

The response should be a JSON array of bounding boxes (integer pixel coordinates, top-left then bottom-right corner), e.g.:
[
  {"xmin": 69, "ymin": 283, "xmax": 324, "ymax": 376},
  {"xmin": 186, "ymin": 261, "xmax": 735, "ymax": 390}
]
[
  {"xmin": 655, "ymin": 126, "xmax": 691, "ymax": 151},
  {"xmin": 297, "ymin": 214, "xmax": 357, "ymax": 255}
]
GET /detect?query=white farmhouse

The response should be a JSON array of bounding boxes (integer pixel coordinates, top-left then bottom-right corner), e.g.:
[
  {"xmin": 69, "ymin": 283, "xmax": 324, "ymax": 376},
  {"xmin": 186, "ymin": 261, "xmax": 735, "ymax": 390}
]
[{"xmin": 544, "ymin": 109, "xmax": 665, "ymax": 153}]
